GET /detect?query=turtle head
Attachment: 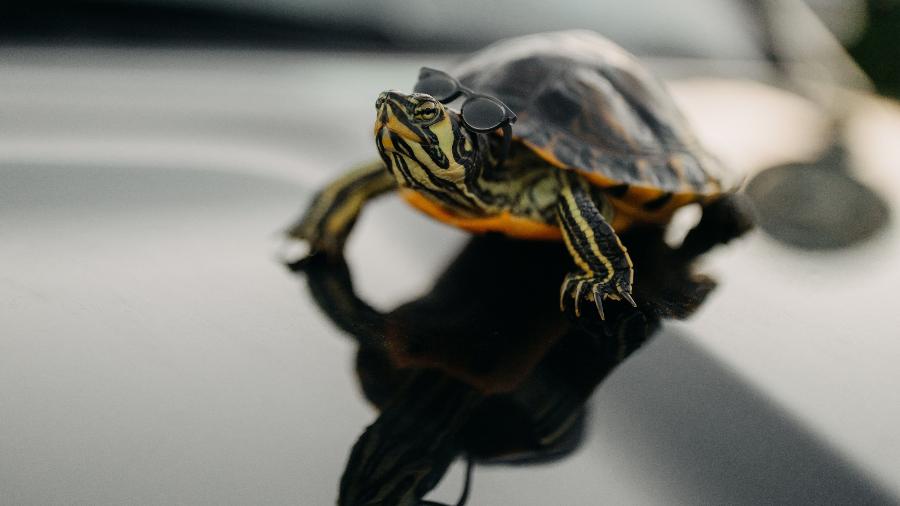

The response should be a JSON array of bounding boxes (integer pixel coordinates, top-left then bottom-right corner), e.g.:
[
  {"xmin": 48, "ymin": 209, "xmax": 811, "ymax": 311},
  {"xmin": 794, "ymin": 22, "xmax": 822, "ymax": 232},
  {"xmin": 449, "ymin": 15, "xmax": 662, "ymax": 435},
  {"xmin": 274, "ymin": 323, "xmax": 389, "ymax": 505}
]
[{"xmin": 375, "ymin": 90, "xmax": 488, "ymax": 200}]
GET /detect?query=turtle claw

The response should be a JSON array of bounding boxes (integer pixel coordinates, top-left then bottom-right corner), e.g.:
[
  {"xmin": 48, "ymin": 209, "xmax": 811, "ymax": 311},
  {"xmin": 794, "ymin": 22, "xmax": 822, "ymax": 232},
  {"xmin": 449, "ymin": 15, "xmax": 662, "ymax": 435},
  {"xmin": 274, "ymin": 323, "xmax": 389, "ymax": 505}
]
[
  {"xmin": 559, "ymin": 275, "xmax": 573, "ymax": 312},
  {"xmin": 560, "ymin": 271, "xmax": 635, "ymax": 320},
  {"xmin": 573, "ymin": 279, "xmax": 589, "ymax": 317},
  {"xmin": 591, "ymin": 285, "xmax": 606, "ymax": 320},
  {"xmin": 619, "ymin": 288, "xmax": 637, "ymax": 308},
  {"xmin": 560, "ymin": 273, "xmax": 591, "ymax": 316}
]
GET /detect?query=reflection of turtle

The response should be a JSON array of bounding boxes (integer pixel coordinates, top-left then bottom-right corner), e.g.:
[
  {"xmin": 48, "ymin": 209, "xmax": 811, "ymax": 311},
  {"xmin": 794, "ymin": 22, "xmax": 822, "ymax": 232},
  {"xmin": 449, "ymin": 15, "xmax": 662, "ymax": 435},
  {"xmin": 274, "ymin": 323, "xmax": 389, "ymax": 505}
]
[
  {"xmin": 287, "ymin": 31, "xmax": 750, "ymax": 318},
  {"xmin": 296, "ymin": 229, "xmax": 718, "ymax": 506}
]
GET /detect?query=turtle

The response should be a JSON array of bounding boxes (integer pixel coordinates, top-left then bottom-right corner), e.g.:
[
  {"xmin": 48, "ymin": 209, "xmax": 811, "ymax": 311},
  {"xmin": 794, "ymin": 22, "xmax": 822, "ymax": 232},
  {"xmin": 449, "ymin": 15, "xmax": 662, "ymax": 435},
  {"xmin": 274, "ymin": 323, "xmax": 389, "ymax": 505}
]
[{"xmin": 285, "ymin": 30, "xmax": 749, "ymax": 319}]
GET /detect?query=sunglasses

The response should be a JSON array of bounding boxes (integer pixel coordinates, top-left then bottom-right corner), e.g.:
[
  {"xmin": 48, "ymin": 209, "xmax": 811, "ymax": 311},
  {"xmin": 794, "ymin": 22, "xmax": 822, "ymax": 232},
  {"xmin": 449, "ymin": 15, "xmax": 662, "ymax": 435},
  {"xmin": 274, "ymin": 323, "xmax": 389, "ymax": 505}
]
[{"xmin": 414, "ymin": 67, "xmax": 517, "ymax": 168}]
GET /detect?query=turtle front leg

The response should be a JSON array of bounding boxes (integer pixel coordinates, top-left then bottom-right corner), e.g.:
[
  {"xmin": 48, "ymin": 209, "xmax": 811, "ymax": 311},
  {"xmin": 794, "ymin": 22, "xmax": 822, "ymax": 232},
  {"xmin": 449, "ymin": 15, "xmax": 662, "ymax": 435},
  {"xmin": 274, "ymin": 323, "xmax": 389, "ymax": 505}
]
[
  {"xmin": 283, "ymin": 160, "xmax": 396, "ymax": 262},
  {"xmin": 556, "ymin": 171, "xmax": 635, "ymax": 319}
]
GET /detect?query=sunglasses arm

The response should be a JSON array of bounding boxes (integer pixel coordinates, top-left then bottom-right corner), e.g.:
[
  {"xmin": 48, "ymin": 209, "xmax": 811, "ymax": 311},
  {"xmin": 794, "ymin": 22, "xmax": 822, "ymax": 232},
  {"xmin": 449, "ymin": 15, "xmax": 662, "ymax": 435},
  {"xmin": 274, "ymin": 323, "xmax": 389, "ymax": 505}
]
[{"xmin": 495, "ymin": 123, "xmax": 513, "ymax": 170}]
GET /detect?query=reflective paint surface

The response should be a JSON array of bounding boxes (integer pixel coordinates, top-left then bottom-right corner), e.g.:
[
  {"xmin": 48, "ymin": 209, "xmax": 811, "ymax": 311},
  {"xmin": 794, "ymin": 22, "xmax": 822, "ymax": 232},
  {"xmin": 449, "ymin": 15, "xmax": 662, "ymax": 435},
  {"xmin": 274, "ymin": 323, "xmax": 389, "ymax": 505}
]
[{"xmin": 2, "ymin": 48, "xmax": 899, "ymax": 504}]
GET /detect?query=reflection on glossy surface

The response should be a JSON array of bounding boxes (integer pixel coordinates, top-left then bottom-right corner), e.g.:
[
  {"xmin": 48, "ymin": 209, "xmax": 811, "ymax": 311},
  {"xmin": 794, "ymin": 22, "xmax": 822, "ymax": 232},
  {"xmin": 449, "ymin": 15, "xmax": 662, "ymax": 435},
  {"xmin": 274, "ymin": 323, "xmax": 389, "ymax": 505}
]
[
  {"xmin": 290, "ymin": 225, "xmax": 724, "ymax": 505},
  {"xmin": 746, "ymin": 143, "xmax": 889, "ymax": 250}
]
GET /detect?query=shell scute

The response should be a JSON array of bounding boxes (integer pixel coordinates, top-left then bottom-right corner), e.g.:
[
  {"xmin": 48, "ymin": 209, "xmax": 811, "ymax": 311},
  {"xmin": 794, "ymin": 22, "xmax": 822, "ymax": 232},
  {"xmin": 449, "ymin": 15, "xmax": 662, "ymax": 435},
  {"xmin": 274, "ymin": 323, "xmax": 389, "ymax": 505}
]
[{"xmin": 452, "ymin": 30, "xmax": 735, "ymax": 198}]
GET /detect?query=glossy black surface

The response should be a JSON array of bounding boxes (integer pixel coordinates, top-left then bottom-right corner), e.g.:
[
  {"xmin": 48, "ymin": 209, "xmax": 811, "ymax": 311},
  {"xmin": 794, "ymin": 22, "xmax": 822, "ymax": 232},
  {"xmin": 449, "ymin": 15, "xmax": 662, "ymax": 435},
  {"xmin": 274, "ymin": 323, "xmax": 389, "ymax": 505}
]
[
  {"xmin": 3, "ymin": 162, "xmax": 897, "ymax": 505},
  {"xmin": 293, "ymin": 229, "xmax": 715, "ymax": 504}
]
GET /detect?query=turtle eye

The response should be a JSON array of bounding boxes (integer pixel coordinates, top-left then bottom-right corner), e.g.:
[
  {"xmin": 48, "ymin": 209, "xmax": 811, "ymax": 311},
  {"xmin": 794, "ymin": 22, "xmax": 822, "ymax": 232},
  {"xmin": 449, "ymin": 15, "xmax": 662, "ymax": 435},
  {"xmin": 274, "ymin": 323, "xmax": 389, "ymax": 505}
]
[
  {"xmin": 413, "ymin": 101, "xmax": 439, "ymax": 123},
  {"xmin": 375, "ymin": 94, "xmax": 386, "ymax": 110}
]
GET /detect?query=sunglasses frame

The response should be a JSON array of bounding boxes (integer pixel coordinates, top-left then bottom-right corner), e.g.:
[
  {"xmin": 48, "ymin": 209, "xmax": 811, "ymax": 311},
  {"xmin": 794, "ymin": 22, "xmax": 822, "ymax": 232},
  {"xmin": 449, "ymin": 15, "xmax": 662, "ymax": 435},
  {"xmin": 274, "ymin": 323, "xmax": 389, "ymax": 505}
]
[{"xmin": 415, "ymin": 67, "xmax": 517, "ymax": 168}]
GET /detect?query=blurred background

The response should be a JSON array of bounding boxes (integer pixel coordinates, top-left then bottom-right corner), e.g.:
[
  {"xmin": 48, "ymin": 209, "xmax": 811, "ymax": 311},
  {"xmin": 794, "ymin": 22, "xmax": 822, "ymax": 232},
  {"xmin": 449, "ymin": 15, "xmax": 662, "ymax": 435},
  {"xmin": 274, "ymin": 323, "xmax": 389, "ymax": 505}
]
[{"xmin": 2, "ymin": 1, "xmax": 899, "ymax": 505}]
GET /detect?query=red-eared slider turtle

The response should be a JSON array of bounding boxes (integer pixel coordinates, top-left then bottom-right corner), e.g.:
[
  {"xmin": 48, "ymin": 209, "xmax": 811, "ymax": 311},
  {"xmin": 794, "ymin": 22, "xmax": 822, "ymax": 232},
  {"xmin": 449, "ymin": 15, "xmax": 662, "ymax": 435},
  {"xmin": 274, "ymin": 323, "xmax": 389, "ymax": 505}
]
[{"xmin": 286, "ymin": 30, "xmax": 747, "ymax": 318}]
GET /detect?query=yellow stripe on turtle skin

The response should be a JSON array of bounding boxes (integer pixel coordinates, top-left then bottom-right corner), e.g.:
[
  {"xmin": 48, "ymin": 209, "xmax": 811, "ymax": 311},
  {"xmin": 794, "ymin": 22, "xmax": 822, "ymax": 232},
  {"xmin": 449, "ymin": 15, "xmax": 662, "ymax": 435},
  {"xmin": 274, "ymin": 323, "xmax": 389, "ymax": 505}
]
[
  {"xmin": 375, "ymin": 126, "xmax": 394, "ymax": 151},
  {"xmin": 323, "ymin": 174, "xmax": 392, "ymax": 237},
  {"xmin": 609, "ymin": 223, "xmax": 634, "ymax": 287},
  {"xmin": 292, "ymin": 161, "xmax": 395, "ymax": 243},
  {"xmin": 291, "ymin": 163, "xmax": 377, "ymax": 237},
  {"xmin": 557, "ymin": 178, "xmax": 615, "ymax": 283},
  {"xmin": 383, "ymin": 112, "xmax": 423, "ymax": 144},
  {"xmin": 400, "ymin": 189, "xmax": 563, "ymax": 240},
  {"xmin": 559, "ymin": 218, "xmax": 595, "ymax": 278}
]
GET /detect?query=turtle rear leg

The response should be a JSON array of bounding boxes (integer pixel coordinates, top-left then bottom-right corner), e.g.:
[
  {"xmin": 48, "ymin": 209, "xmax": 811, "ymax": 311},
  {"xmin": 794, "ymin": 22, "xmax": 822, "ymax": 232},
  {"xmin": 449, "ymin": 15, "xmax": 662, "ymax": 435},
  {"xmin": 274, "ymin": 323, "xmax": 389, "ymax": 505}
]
[
  {"xmin": 283, "ymin": 160, "xmax": 396, "ymax": 262},
  {"xmin": 677, "ymin": 193, "xmax": 754, "ymax": 260},
  {"xmin": 556, "ymin": 171, "xmax": 635, "ymax": 319}
]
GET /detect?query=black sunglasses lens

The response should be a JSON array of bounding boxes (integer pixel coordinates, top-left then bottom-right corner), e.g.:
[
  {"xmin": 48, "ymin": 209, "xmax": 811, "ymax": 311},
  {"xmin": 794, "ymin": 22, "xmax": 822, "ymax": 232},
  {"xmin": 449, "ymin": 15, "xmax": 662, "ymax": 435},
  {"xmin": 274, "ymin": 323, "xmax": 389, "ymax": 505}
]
[
  {"xmin": 462, "ymin": 97, "xmax": 507, "ymax": 131},
  {"xmin": 413, "ymin": 74, "xmax": 458, "ymax": 102}
]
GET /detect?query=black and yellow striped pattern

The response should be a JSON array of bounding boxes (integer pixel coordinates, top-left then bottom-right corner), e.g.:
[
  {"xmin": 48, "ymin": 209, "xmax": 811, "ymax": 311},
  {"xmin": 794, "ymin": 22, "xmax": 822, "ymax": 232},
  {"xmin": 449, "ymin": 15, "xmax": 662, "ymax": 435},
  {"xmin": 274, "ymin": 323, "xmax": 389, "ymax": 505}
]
[
  {"xmin": 375, "ymin": 91, "xmax": 494, "ymax": 217},
  {"xmin": 556, "ymin": 170, "xmax": 634, "ymax": 318},
  {"xmin": 286, "ymin": 160, "xmax": 396, "ymax": 254}
]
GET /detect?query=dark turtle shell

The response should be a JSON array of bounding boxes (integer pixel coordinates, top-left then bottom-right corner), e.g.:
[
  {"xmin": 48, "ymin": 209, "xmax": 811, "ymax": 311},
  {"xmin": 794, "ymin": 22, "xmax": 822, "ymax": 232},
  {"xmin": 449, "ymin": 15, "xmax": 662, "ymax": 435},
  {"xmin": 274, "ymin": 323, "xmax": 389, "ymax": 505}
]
[{"xmin": 452, "ymin": 30, "xmax": 733, "ymax": 199}]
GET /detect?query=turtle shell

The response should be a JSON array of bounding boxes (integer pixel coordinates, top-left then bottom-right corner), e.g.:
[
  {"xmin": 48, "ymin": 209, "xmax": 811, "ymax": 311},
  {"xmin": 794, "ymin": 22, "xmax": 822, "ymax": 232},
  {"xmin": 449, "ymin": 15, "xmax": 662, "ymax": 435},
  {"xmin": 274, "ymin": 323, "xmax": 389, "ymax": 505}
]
[{"xmin": 452, "ymin": 30, "xmax": 733, "ymax": 201}]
